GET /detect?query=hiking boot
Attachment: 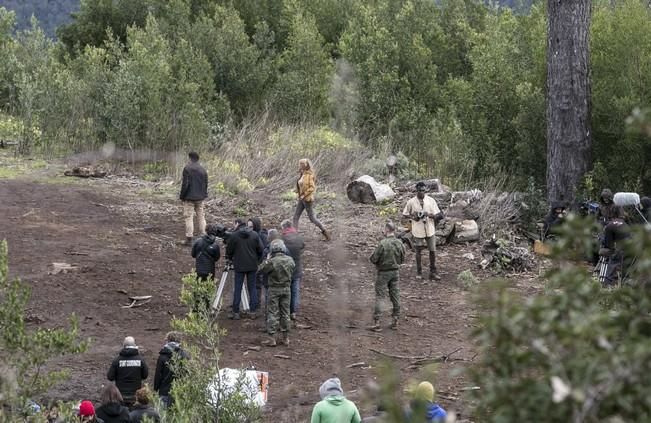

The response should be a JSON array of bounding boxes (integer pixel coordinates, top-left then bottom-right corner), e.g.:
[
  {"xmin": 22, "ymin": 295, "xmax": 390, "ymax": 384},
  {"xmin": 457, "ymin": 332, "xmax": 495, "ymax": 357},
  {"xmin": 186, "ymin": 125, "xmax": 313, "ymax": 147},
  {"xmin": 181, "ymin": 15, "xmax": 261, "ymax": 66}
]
[
  {"xmin": 280, "ymin": 331, "xmax": 289, "ymax": 346},
  {"xmin": 390, "ymin": 317, "xmax": 399, "ymax": 330},
  {"xmin": 228, "ymin": 312, "xmax": 240, "ymax": 320},
  {"xmin": 368, "ymin": 320, "xmax": 382, "ymax": 332},
  {"xmin": 248, "ymin": 311, "xmax": 259, "ymax": 320},
  {"xmin": 322, "ymin": 230, "xmax": 331, "ymax": 241},
  {"xmin": 184, "ymin": 236, "xmax": 193, "ymax": 246},
  {"xmin": 290, "ymin": 313, "xmax": 297, "ymax": 321},
  {"xmin": 429, "ymin": 271, "xmax": 441, "ymax": 281},
  {"xmin": 262, "ymin": 335, "xmax": 277, "ymax": 347}
]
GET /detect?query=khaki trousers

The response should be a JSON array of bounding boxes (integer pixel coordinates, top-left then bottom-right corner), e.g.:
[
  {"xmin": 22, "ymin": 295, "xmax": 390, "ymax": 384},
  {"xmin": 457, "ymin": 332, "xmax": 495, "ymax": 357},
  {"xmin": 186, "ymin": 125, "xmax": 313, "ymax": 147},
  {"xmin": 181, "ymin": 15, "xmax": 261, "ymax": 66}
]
[{"xmin": 183, "ymin": 200, "xmax": 206, "ymax": 238}]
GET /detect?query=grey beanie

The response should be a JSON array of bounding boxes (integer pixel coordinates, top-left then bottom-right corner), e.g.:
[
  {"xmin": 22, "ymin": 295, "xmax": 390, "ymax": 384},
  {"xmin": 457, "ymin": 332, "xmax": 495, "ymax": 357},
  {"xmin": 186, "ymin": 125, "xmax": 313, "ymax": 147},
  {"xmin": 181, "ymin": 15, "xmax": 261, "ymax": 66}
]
[{"xmin": 319, "ymin": 378, "xmax": 344, "ymax": 400}]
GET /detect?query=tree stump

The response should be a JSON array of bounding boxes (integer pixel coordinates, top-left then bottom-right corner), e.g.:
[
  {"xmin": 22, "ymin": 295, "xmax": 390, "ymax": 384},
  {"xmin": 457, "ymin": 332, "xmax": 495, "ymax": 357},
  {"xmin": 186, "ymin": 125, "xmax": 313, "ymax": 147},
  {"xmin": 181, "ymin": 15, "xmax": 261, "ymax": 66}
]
[{"xmin": 346, "ymin": 175, "xmax": 396, "ymax": 204}]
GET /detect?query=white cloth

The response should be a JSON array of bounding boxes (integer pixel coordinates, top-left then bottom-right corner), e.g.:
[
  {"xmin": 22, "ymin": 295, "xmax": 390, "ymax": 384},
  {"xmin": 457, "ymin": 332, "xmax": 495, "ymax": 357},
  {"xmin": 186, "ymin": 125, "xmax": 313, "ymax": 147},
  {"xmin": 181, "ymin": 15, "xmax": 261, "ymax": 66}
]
[{"xmin": 402, "ymin": 195, "xmax": 441, "ymax": 238}]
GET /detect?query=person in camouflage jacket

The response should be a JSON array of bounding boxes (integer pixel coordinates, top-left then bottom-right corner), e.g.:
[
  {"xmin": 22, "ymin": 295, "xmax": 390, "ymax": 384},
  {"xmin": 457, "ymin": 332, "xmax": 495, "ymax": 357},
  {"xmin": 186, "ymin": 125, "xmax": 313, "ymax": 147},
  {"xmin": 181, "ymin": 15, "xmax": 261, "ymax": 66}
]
[
  {"xmin": 369, "ymin": 221, "xmax": 405, "ymax": 331},
  {"xmin": 258, "ymin": 239, "xmax": 295, "ymax": 347}
]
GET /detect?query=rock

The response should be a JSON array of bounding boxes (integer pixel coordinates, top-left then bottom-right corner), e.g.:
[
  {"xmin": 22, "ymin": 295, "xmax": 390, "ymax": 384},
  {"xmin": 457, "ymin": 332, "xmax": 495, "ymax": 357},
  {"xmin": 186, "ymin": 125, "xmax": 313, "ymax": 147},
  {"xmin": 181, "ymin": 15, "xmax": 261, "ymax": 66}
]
[
  {"xmin": 434, "ymin": 218, "xmax": 456, "ymax": 246},
  {"xmin": 49, "ymin": 262, "xmax": 80, "ymax": 275},
  {"xmin": 407, "ymin": 179, "xmax": 444, "ymax": 193},
  {"xmin": 453, "ymin": 220, "xmax": 480, "ymax": 243},
  {"xmin": 462, "ymin": 253, "xmax": 475, "ymax": 260},
  {"xmin": 346, "ymin": 175, "xmax": 396, "ymax": 203}
]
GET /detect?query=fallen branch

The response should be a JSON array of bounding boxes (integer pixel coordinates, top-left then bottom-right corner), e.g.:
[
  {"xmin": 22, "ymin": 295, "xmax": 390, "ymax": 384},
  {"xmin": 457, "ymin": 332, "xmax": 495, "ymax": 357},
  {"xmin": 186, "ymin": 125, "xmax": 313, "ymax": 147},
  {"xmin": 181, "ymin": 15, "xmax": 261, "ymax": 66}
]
[
  {"xmin": 346, "ymin": 362, "xmax": 367, "ymax": 369},
  {"xmin": 410, "ymin": 347, "xmax": 463, "ymax": 366},
  {"xmin": 369, "ymin": 348, "xmax": 427, "ymax": 360},
  {"xmin": 274, "ymin": 354, "xmax": 291, "ymax": 360}
]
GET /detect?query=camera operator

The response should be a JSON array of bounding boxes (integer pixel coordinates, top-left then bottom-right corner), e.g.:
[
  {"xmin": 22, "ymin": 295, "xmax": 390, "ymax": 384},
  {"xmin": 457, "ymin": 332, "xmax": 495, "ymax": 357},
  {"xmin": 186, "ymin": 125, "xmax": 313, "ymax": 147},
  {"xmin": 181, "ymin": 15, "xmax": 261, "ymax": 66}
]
[
  {"xmin": 542, "ymin": 202, "xmax": 567, "ymax": 240},
  {"xmin": 402, "ymin": 181, "xmax": 444, "ymax": 281}
]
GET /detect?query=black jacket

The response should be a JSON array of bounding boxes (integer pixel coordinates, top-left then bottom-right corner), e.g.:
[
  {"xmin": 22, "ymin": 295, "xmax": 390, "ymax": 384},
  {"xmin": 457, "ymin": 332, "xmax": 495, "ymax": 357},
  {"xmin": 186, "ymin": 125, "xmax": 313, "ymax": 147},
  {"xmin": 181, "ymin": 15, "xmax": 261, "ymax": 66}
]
[
  {"xmin": 282, "ymin": 230, "xmax": 305, "ymax": 277},
  {"xmin": 542, "ymin": 202, "xmax": 566, "ymax": 239},
  {"xmin": 226, "ymin": 225, "xmax": 263, "ymax": 273},
  {"xmin": 179, "ymin": 161, "xmax": 208, "ymax": 201},
  {"xmin": 191, "ymin": 234, "xmax": 221, "ymax": 276},
  {"xmin": 107, "ymin": 347, "xmax": 148, "ymax": 403},
  {"xmin": 154, "ymin": 342, "xmax": 190, "ymax": 397},
  {"xmin": 129, "ymin": 404, "xmax": 161, "ymax": 423},
  {"xmin": 96, "ymin": 403, "xmax": 130, "ymax": 423},
  {"xmin": 603, "ymin": 219, "xmax": 630, "ymax": 251}
]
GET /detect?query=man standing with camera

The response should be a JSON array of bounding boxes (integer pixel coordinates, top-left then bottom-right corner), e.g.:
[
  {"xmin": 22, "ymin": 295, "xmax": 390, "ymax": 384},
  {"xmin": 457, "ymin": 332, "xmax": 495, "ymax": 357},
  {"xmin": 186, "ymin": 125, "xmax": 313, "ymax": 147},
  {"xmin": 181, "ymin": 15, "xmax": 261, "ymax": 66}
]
[{"xmin": 402, "ymin": 182, "xmax": 444, "ymax": 281}]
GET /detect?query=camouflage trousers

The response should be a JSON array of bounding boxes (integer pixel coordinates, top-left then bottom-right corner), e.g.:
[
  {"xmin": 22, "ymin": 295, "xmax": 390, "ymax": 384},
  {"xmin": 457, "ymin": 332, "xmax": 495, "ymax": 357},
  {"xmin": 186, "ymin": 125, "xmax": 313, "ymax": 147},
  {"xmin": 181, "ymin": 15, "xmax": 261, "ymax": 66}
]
[
  {"xmin": 374, "ymin": 270, "xmax": 400, "ymax": 320},
  {"xmin": 267, "ymin": 287, "xmax": 290, "ymax": 335}
]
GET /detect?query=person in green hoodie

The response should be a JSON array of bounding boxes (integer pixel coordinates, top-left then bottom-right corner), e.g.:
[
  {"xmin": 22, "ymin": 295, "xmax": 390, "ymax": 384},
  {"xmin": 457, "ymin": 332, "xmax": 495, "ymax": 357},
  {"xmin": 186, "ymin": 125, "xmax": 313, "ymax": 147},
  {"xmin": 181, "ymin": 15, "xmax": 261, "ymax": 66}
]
[{"xmin": 311, "ymin": 378, "xmax": 361, "ymax": 423}]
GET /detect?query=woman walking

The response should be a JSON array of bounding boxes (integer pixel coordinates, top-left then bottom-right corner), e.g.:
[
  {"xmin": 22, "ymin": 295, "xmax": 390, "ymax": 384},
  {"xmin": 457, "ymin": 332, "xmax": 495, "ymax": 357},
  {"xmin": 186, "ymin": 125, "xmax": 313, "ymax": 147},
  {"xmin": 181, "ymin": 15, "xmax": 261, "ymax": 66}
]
[{"xmin": 293, "ymin": 159, "xmax": 330, "ymax": 241}]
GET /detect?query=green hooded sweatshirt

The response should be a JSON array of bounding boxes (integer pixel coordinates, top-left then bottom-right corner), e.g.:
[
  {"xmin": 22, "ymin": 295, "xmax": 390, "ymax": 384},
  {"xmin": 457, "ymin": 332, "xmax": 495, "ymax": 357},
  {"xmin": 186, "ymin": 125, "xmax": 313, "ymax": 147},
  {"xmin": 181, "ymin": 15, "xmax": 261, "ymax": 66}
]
[{"xmin": 310, "ymin": 396, "xmax": 361, "ymax": 423}]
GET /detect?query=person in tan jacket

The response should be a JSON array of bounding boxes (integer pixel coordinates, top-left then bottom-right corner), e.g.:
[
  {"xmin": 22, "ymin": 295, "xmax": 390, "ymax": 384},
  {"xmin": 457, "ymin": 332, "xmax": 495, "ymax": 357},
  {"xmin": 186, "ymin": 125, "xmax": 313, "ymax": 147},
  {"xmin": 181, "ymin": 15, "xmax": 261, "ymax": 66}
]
[
  {"xmin": 402, "ymin": 182, "xmax": 444, "ymax": 280},
  {"xmin": 293, "ymin": 159, "xmax": 330, "ymax": 241}
]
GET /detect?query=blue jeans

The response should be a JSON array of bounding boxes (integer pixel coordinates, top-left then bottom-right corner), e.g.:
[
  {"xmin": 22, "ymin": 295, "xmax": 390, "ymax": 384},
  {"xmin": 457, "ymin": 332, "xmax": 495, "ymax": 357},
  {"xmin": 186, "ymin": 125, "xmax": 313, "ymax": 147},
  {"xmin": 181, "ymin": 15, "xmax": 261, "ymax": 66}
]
[
  {"xmin": 290, "ymin": 273, "xmax": 302, "ymax": 314},
  {"xmin": 233, "ymin": 271, "xmax": 258, "ymax": 313}
]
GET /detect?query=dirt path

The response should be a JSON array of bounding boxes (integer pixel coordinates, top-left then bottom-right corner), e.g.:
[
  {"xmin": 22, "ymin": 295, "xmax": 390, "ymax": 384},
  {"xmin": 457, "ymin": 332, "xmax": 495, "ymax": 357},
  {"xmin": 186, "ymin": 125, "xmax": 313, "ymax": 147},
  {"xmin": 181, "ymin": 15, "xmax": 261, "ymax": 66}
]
[{"xmin": 0, "ymin": 179, "xmax": 484, "ymax": 421}]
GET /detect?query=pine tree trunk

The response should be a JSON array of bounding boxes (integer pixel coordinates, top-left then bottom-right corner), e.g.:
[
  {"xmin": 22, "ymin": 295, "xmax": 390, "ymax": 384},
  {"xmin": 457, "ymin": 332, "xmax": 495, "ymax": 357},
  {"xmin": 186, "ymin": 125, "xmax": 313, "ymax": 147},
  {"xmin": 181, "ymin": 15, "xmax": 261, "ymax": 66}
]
[{"xmin": 546, "ymin": 0, "xmax": 592, "ymax": 204}]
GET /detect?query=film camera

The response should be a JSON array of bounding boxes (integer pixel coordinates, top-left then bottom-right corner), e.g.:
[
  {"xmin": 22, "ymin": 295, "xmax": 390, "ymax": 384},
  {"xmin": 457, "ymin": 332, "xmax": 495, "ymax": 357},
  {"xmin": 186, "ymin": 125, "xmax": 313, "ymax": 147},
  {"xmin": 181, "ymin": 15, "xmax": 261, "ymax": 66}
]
[{"xmin": 413, "ymin": 211, "xmax": 427, "ymax": 221}]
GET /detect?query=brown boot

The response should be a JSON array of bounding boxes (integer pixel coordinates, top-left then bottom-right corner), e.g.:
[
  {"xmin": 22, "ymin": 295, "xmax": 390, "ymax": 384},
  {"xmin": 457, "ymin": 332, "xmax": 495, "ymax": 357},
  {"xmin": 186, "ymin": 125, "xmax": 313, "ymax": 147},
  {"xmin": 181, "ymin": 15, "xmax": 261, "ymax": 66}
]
[
  {"xmin": 184, "ymin": 236, "xmax": 193, "ymax": 246},
  {"xmin": 390, "ymin": 317, "xmax": 399, "ymax": 330},
  {"xmin": 262, "ymin": 334, "xmax": 277, "ymax": 347},
  {"xmin": 429, "ymin": 251, "xmax": 441, "ymax": 281},
  {"xmin": 322, "ymin": 230, "xmax": 331, "ymax": 241},
  {"xmin": 367, "ymin": 319, "xmax": 382, "ymax": 332},
  {"xmin": 281, "ymin": 331, "xmax": 289, "ymax": 346}
]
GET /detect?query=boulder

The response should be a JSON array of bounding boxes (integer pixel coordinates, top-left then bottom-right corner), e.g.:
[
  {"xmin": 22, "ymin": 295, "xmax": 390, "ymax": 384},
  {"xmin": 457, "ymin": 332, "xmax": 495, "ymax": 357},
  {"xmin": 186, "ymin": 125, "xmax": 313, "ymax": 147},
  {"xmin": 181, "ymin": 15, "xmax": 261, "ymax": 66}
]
[
  {"xmin": 435, "ymin": 218, "xmax": 456, "ymax": 246},
  {"xmin": 346, "ymin": 175, "xmax": 396, "ymax": 204},
  {"xmin": 453, "ymin": 220, "xmax": 480, "ymax": 243}
]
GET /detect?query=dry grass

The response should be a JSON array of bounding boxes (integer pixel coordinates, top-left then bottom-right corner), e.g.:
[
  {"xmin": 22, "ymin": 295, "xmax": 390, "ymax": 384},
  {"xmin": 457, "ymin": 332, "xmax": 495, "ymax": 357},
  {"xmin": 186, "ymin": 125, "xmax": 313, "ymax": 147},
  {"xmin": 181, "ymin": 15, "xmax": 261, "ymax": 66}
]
[{"xmin": 472, "ymin": 174, "xmax": 522, "ymax": 239}]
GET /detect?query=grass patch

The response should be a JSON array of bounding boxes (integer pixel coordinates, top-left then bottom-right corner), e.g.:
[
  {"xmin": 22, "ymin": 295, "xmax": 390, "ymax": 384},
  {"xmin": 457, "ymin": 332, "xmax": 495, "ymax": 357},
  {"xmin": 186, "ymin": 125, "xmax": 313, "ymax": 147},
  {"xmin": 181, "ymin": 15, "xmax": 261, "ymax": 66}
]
[{"xmin": 0, "ymin": 150, "xmax": 49, "ymax": 179}]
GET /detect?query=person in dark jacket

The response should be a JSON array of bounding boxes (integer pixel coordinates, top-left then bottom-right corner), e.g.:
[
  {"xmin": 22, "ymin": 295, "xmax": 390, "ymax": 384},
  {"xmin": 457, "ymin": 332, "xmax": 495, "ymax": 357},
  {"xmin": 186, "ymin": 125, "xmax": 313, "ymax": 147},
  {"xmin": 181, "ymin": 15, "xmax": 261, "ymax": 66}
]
[
  {"xmin": 249, "ymin": 217, "xmax": 269, "ymax": 312},
  {"xmin": 96, "ymin": 384, "xmax": 130, "ymax": 423},
  {"xmin": 600, "ymin": 206, "xmax": 631, "ymax": 287},
  {"xmin": 226, "ymin": 219, "xmax": 263, "ymax": 320},
  {"xmin": 106, "ymin": 336, "xmax": 148, "ymax": 407},
  {"xmin": 542, "ymin": 201, "xmax": 567, "ymax": 240},
  {"xmin": 129, "ymin": 387, "xmax": 160, "ymax": 423},
  {"xmin": 154, "ymin": 332, "xmax": 190, "ymax": 407},
  {"xmin": 597, "ymin": 188, "xmax": 616, "ymax": 226},
  {"xmin": 180, "ymin": 151, "xmax": 208, "ymax": 245},
  {"xmin": 640, "ymin": 196, "xmax": 651, "ymax": 223},
  {"xmin": 281, "ymin": 219, "xmax": 305, "ymax": 321},
  {"xmin": 191, "ymin": 224, "xmax": 222, "ymax": 313}
]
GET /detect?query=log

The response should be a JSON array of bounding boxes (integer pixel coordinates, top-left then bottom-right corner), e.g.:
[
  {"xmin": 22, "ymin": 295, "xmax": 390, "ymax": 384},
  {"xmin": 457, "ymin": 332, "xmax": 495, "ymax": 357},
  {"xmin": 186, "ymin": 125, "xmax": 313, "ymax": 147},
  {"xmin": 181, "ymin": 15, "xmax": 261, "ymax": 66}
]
[
  {"xmin": 346, "ymin": 175, "xmax": 396, "ymax": 204},
  {"xmin": 64, "ymin": 166, "xmax": 107, "ymax": 178},
  {"xmin": 453, "ymin": 220, "xmax": 479, "ymax": 243}
]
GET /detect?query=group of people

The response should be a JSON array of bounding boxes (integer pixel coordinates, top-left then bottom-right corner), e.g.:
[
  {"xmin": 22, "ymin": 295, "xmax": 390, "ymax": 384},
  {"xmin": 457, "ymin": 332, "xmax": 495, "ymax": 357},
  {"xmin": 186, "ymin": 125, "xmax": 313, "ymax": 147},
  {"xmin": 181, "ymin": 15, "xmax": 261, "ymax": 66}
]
[
  {"xmin": 45, "ymin": 332, "xmax": 189, "ymax": 422},
  {"xmin": 542, "ymin": 188, "xmax": 651, "ymax": 286}
]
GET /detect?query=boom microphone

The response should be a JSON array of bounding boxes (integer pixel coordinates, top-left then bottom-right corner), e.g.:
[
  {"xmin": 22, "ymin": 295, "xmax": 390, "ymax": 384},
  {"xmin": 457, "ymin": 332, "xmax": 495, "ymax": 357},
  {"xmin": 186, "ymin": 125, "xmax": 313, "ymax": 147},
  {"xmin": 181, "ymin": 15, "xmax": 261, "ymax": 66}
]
[{"xmin": 613, "ymin": 192, "xmax": 640, "ymax": 207}]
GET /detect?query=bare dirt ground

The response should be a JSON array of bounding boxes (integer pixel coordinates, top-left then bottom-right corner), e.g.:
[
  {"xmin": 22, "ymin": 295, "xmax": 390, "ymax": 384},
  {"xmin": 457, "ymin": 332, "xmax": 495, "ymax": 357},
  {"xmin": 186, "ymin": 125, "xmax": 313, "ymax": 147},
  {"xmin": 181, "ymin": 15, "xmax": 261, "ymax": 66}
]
[{"xmin": 0, "ymin": 175, "xmax": 526, "ymax": 422}]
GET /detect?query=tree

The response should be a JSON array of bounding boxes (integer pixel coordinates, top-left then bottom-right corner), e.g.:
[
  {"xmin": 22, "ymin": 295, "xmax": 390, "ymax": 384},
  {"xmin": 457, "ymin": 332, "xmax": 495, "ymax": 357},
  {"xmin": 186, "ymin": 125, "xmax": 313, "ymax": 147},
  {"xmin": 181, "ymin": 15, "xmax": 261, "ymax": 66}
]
[
  {"xmin": 546, "ymin": 0, "xmax": 592, "ymax": 204},
  {"xmin": 0, "ymin": 240, "xmax": 89, "ymax": 418}
]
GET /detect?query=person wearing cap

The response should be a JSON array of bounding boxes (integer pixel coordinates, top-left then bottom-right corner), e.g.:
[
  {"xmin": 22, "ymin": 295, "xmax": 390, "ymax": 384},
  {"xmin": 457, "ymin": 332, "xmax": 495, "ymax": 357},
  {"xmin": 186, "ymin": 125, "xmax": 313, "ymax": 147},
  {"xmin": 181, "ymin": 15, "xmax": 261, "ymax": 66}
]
[
  {"xmin": 281, "ymin": 219, "xmax": 306, "ymax": 322},
  {"xmin": 402, "ymin": 181, "xmax": 444, "ymax": 280},
  {"xmin": 408, "ymin": 381, "xmax": 447, "ymax": 423},
  {"xmin": 310, "ymin": 377, "xmax": 361, "ymax": 423},
  {"xmin": 369, "ymin": 221, "xmax": 405, "ymax": 332},
  {"xmin": 77, "ymin": 400, "xmax": 104, "ymax": 423},
  {"xmin": 154, "ymin": 331, "xmax": 190, "ymax": 407},
  {"xmin": 106, "ymin": 336, "xmax": 149, "ymax": 407},
  {"xmin": 258, "ymin": 239, "xmax": 295, "ymax": 347}
]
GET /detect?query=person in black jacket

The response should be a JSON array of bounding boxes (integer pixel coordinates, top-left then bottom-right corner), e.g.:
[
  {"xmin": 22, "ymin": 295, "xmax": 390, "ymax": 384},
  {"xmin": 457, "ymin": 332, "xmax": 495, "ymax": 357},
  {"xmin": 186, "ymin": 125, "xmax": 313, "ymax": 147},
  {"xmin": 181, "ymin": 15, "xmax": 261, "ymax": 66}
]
[
  {"xmin": 600, "ymin": 206, "xmax": 631, "ymax": 287},
  {"xmin": 180, "ymin": 151, "xmax": 208, "ymax": 245},
  {"xmin": 106, "ymin": 336, "xmax": 148, "ymax": 407},
  {"xmin": 542, "ymin": 202, "xmax": 567, "ymax": 240},
  {"xmin": 191, "ymin": 224, "xmax": 222, "ymax": 313},
  {"xmin": 154, "ymin": 332, "xmax": 190, "ymax": 408},
  {"xmin": 281, "ymin": 220, "xmax": 305, "ymax": 321},
  {"xmin": 96, "ymin": 384, "xmax": 130, "ymax": 423},
  {"xmin": 640, "ymin": 196, "xmax": 651, "ymax": 223},
  {"xmin": 249, "ymin": 217, "xmax": 269, "ymax": 314},
  {"xmin": 226, "ymin": 219, "xmax": 263, "ymax": 320},
  {"xmin": 129, "ymin": 387, "xmax": 160, "ymax": 423}
]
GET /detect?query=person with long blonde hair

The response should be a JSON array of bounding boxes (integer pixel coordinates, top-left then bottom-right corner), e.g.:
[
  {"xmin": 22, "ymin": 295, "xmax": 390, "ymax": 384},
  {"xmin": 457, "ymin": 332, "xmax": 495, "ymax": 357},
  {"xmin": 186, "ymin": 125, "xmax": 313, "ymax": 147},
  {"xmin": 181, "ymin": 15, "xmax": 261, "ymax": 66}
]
[{"xmin": 293, "ymin": 159, "xmax": 330, "ymax": 241}]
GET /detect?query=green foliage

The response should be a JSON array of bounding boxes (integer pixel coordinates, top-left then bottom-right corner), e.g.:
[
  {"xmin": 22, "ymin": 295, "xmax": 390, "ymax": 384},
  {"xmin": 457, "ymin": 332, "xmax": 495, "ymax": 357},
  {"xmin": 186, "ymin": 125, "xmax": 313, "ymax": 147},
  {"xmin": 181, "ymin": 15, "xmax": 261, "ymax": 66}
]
[
  {"xmin": 0, "ymin": 240, "xmax": 89, "ymax": 417},
  {"xmin": 457, "ymin": 269, "xmax": 479, "ymax": 290},
  {"xmin": 166, "ymin": 273, "xmax": 262, "ymax": 422},
  {"xmin": 472, "ymin": 217, "xmax": 651, "ymax": 421}
]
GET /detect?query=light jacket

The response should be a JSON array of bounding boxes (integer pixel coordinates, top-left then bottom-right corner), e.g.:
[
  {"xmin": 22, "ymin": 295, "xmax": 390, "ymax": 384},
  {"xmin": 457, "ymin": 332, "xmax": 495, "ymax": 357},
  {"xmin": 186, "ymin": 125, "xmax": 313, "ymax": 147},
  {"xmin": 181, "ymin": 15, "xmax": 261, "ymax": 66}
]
[
  {"xmin": 402, "ymin": 196, "xmax": 441, "ymax": 238},
  {"xmin": 297, "ymin": 170, "xmax": 317, "ymax": 202},
  {"xmin": 310, "ymin": 396, "xmax": 362, "ymax": 423}
]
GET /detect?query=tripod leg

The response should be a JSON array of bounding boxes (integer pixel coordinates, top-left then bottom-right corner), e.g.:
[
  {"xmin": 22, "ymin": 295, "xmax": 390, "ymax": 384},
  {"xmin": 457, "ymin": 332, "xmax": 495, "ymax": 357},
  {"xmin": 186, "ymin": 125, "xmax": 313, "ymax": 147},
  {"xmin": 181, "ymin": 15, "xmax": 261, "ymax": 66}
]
[{"xmin": 212, "ymin": 270, "xmax": 229, "ymax": 312}]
